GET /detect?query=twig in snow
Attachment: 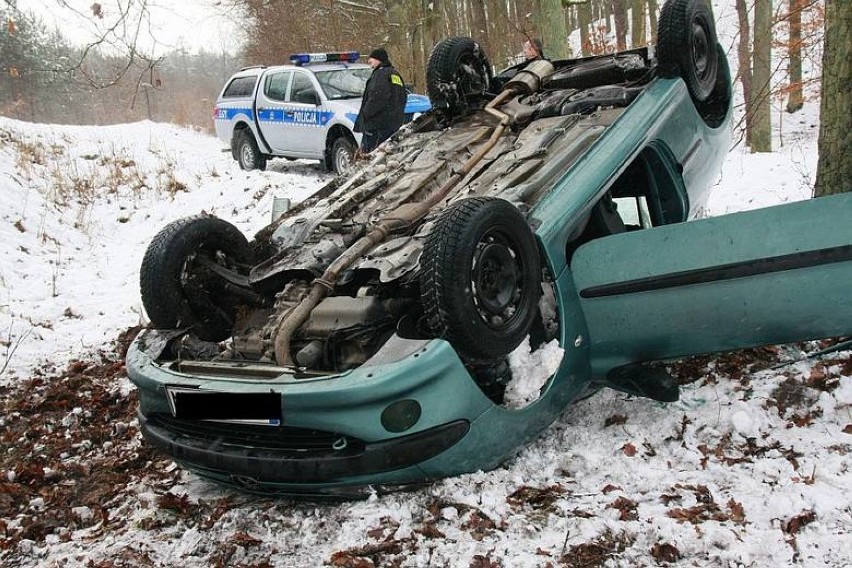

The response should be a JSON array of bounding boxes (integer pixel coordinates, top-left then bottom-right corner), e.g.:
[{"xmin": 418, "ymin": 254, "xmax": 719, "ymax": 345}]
[{"xmin": 1, "ymin": 323, "xmax": 33, "ymax": 376}]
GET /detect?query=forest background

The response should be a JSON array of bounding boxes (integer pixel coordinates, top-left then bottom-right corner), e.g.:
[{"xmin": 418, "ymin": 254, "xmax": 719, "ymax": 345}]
[{"xmin": 0, "ymin": 0, "xmax": 848, "ymax": 191}]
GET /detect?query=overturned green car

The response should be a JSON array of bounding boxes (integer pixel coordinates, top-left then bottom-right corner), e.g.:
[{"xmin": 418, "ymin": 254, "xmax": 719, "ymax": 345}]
[{"xmin": 126, "ymin": 0, "xmax": 852, "ymax": 496}]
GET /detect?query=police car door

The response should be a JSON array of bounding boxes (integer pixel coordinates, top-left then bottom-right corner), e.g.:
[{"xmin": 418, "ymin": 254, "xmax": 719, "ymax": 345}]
[
  {"xmin": 280, "ymin": 71, "xmax": 326, "ymax": 158},
  {"xmin": 257, "ymin": 70, "xmax": 293, "ymax": 154}
]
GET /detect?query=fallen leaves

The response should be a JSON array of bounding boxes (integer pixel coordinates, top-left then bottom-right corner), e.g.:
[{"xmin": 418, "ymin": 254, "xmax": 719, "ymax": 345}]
[
  {"xmin": 665, "ymin": 485, "xmax": 747, "ymax": 526},
  {"xmin": 559, "ymin": 529, "xmax": 635, "ymax": 568},
  {"xmin": 506, "ymin": 484, "xmax": 567, "ymax": 510},
  {"xmin": 469, "ymin": 553, "xmax": 502, "ymax": 568},
  {"xmin": 462, "ymin": 509, "xmax": 498, "ymax": 542},
  {"xmin": 782, "ymin": 510, "xmax": 818, "ymax": 558},
  {"xmin": 696, "ymin": 433, "xmax": 803, "ymax": 470},
  {"xmin": 329, "ymin": 540, "xmax": 404, "ymax": 567},
  {"xmin": 650, "ymin": 542, "xmax": 681, "ymax": 563},
  {"xmin": 604, "ymin": 414, "xmax": 627, "ymax": 428},
  {"xmin": 0, "ymin": 327, "xmax": 172, "ymax": 553},
  {"xmin": 607, "ymin": 496, "xmax": 638, "ymax": 521}
]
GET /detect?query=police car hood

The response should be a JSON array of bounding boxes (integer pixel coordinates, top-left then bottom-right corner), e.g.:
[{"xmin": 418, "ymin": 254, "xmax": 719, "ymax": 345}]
[
  {"xmin": 332, "ymin": 98, "xmax": 362, "ymax": 113},
  {"xmin": 331, "ymin": 95, "xmax": 431, "ymax": 115}
]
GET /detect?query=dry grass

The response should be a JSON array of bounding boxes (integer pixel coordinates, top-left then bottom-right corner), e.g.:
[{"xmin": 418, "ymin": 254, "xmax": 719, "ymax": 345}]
[{"xmin": 2, "ymin": 127, "xmax": 188, "ymax": 225}]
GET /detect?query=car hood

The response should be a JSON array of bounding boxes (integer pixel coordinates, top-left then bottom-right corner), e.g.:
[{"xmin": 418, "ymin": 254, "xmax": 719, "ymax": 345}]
[{"xmin": 330, "ymin": 94, "xmax": 432, "ymax": 115}]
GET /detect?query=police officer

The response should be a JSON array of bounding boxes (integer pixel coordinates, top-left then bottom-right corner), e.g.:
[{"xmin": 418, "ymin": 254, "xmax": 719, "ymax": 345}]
[{"xmin": 354, "ymin": 48, "xmax": 407, "ymax": 154}]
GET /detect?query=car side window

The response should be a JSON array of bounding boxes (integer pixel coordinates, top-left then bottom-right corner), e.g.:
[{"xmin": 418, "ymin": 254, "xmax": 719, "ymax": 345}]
[
  {"xmin": 264, "ymin": 72, "xmax": 292, "ymax": 102},
  {"xmin": 290, "ymin": 72, "xmax": 319, "ymax": 105},
  {"xmin": 222, "ymin": 76, "xmax": 257, "ymax": 98}
]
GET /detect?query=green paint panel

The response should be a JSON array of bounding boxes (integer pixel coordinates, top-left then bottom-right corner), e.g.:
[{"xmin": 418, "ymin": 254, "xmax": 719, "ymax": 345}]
[{"xmin": 572, "ymin": 193, "xmax": 852, "ymax": 376}]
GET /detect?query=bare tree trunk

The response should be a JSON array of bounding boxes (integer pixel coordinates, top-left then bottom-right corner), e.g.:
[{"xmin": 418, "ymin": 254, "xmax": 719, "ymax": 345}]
[
  {"xmin": 410, "ymin": 0, "xmax": 426, "ymax": 92},
  {"xmin": 470, "ymin": 0, "xmax": 491, "ymax": 55},
  {"xmin": 814, "ymin": 0, "xmax": 852, "ymax": 196},
  {"xmin": 752, "ymin": 0, "xmax": 772, "ymax": 152},
  {"xmin": 613, "ymin": 0, "xmax": 628, "ymax": 51},
  {"xmin": 578, "ymin": 0, "xmax": 592, "ymax": 56},
  {"xmin": 537, "ymin": 0, "xmax": 570, "ymax": 59},
  {"xmin": 488, "ymin": 0, "xmax": 512, "ymax": 68},
  {"xmin": 785, "ymin": 0, "xmax": 804, "ymax": 113},
  {"xmin": 735, "ymin": 0, "xmax": 753, "ymax": 147},
  {"xmin": 426, "ymin": 0, "xmax": 441, "ymax": 50},
  {"xmin": 631, "ymin": 0, "xmax": 646, "ymax": 48},
  {"xmin": 648, "ymin": 0, "xmax": 658, "ymax": 42}
]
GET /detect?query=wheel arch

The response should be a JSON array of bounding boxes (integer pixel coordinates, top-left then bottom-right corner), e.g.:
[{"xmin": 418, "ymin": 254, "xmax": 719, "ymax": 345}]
[
  {"xmin": 231, "ymin": 121, "xmax": 269, "ymax": 158},
  {"xmin": 324, "ymin": 124, "xmax": 358, "ymax": 168}
]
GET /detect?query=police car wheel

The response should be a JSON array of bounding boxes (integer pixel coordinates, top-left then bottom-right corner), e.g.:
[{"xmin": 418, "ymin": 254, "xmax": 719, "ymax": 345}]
[
  {"xmin": 331, "ymin": 136, "xmax": 356, "ymax": 175},
  {"xmin": 236, "ymin": 131, "xmax": 267, "ymax": 171}
]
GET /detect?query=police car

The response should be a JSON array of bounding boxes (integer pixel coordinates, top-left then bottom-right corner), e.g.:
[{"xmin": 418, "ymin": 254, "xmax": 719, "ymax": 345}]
[{"xmin": 213, "ymin": 51, "xmax": 431, "ymax": 175}]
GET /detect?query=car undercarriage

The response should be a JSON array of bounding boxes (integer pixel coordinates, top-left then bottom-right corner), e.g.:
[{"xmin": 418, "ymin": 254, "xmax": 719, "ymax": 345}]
[{"xmin": 141, "ymin": 47, "xmax": 694, "ymax": 400}]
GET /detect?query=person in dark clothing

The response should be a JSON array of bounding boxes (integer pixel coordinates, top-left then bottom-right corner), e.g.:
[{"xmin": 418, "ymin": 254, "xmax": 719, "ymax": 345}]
[{"xmin": 354, "ymin": 47, "xmax": 407, "ymax": 154}]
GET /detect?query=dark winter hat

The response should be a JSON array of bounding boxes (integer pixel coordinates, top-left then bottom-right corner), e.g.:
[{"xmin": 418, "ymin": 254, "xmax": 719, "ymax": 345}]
[{"xmin": 368, "ymin": 48, "xmax": 390, "ymax": 64}]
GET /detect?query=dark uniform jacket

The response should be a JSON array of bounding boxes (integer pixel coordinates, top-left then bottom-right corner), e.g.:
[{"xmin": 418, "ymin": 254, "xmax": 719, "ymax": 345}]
[{"xmin": 354, "ymin": 63, "xmax": 406, "ymax": 135}]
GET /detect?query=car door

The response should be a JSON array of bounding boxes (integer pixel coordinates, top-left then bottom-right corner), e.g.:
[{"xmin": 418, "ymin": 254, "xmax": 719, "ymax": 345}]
[
  {"xmin": 278, "ymin": 71, "xmax": 328, "ymax": 158},
  {"xmin": 570, "ymin": 193, "xmax": 852, "ymax": 377},
  {"xmin": 256, "ymin": 70, "xmax": 293, "ymax": 153}
]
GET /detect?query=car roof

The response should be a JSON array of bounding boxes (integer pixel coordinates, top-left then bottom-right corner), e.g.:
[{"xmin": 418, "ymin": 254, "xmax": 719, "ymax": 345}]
[{"xmin": 231, "ymin": 62, "xmax": 371, "ymax": 79}]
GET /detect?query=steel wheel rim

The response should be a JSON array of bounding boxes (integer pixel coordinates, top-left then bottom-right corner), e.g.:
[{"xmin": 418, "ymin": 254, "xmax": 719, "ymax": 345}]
[
  {"xmin": 240, "ymin": 143, "xmax": 254, "ymax": 167},
  {"xmin": 691, "ymin": 19, "xmax": 710, "ymax": 79},
  {"xmin": 470, "ymin": 230, "xmax": 524, "ymax": 329},
  {"xmin": 335, "ymin": 145, "xmax": 350, "ymax": 173}
]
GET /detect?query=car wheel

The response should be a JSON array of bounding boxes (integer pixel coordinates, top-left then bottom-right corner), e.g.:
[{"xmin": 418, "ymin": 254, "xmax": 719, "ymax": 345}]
[
  {"xmin": 331, "ymin": 136, "xmax": 356, "ymax": 175},
  {"xmin": 420, "ymin": 197, "xmax": 541, "ymax": 363},
  {"xmin": 426, "ymin": 37, "xmax": 493, "ymax": 116},
  {"xmin": 235, "ymin": 131, "xmax": 267, "ymax": 171},
  {"xmin": 656, "ymin": 0, "xmax": 718, "ymax": 103},
  {"xmin": 140, "ymin": 215, "xmax": 253, "ymax": 342}
]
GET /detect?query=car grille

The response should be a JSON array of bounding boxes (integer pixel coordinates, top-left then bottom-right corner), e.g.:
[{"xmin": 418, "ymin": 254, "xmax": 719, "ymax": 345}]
[{"xmin": 147, "ymin": 413, "xmax": 366, "ymax": 453}]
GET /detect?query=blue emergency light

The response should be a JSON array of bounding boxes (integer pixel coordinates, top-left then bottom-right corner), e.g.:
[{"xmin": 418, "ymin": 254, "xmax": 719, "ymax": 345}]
[{"xmin": 289, "ymin": 52, "xmax": 360, "ymax": 65}]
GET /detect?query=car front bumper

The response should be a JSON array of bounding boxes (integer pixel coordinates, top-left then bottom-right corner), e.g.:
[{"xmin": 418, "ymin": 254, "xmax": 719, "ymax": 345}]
[{"xmin": 126, "ymin": 329, "xmax": 497, "ymax": 494}]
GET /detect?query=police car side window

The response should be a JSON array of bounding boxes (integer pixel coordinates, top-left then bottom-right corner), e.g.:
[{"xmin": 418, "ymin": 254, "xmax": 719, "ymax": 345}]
[
  {"xmin": 264, "ymin": 72, "xmax": 292, "ymax": 102},
  {"xmin": 223, "ymin": 76, "xmax": 257, "ymax": 98},
  {"xmin": 290, "ymin": 73, "xmax": 318, "ymax": 104}
]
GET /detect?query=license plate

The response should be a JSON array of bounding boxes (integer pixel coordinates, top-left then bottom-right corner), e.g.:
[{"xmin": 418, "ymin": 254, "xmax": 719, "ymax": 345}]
[{"xmin": 166, "ymin": 387, "xmax": 281, "ymax": 424}]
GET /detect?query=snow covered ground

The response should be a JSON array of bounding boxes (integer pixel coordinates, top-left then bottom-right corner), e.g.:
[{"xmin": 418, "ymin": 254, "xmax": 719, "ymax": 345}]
[
  {"xmin": 0, "ymin": 12, "xmax": 850, "ymax": 565},
  {"xmin": 1, "ymin": 102, "xmax": 848, "ymax": 568}
]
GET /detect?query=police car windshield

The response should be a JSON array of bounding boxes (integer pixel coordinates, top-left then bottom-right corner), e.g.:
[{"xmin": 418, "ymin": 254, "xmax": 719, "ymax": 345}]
[{"xmin": 314, "ymin": 68, "xmax": 372, "ymax": 100}]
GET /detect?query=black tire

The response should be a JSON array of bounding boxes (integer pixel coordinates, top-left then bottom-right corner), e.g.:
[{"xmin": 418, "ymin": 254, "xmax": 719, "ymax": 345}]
[
  {"xmin": 330, "ymin": 136, "xmax": 356, "ymax": 175},
  {"xmin": 420, "ymin": 198, "xmax": 541, "ymax": 363},
  {"xmin": 657, "ymin": 0, "xmax": 718, "ymax": 103},
  {"xmin": 235, "ymin": 130, "xmax": 267, "ymax": 171},
  {"xmin": 140, "ymin": 215, "xmax": 253, "ymax": 342},
  {"xmin": 426, "ymin": 37, "xmax": 492, "ymax": 115}
]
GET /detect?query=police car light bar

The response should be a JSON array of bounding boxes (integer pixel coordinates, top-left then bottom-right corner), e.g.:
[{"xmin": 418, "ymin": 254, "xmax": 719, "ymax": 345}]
[{"xmin": 289, "ymin": 52, "xmax": 360, "ymax": 65}]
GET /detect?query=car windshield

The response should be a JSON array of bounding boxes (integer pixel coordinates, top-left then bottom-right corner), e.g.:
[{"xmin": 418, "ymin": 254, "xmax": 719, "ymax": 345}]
[{"xmin": 314, "ymin": 68, "xmax": 372, "ymax": 100}]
